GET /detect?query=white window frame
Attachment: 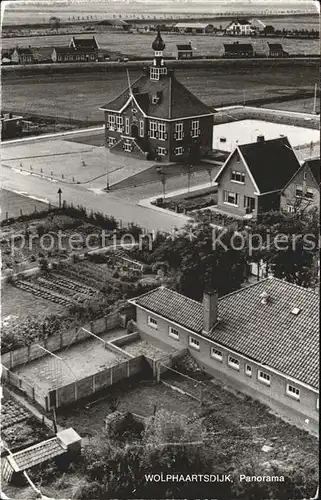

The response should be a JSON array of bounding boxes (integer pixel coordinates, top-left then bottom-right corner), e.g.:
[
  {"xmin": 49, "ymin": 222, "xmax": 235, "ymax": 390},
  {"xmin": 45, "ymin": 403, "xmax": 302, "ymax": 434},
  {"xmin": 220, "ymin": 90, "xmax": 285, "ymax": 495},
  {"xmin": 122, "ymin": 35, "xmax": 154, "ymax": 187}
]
[
  {"xmin": 139, "ymin": 120, "xmax": 144, "ymax": 137},
  {"xmin": 175, "ymin": 122, "xmax": 184, "ymax": 141},
  {"xmin": 191, "ymin": 120, "xmax": 200, "ymax": 138},
  {"xmin": 231, "ymin": 171, "xmax": 245, "ymax": 184},
  {"xmin": 158, "ymin": 147, "xmax": 166, "ymax": 156},
  {"xmin": 124, "ymin": 140, "xmax": 132, "ymax": 152},
  {"xmin": 125, "ymin": 117, "xmax": 130, "ymax": 135},
  {"xmin": 169, "ymin": 326, "xmax": 179, "ymax": 340},
  {"xmin": 149, "ymin": 121, "xmax": 157, "ymax": 139},
  {"xmin": 228, "ymin": 355, "xmax": 240, "ymax": 371},
  {"xmin": 258, "ymin": 370, "xmax": 271, "ymax": 386},
  {"xmin": 150, "ymin": 67, "xmax": 160, "ymax": 80},
  {"xmin": 245, "ymin": 364, "xmax": 252, "ymax": 377},
  {"xmin": 211, "ymin": 348, "xmax": 223, "ymax": 362},
  {"xmin": 108, "ymin": 137, "xmax": 116, "ymax": 147},
  {"xmin": 175, "ymin": 147, "xmax": 183, "ymax": 155},
  {"xmin": 147, "ymin": 316, "xmax": 158, "ymax": 329},
  {"xmin": 317, "ymin": 398, "xmax": 319, "ymax": 411},
  {"xmin": 223, "ymin": 190, "xmax": 239, "ymax": 206},
  {"xmin": 286, "ymin": 383, "xmax": 300, "ymax": 400},
  {"xmin": 154, "ymin": 50, "xmax": 163, "ymax": 57},
  {"xmin": 108, "ymin": 114, "xmax": 116, "ymax": 131},
  {"xmin": 303, "ymin": 171, "xmax": 307, "ymax": 180},
  {"xmin": 116, "ymin": 115, "xmax": 123, "ymax": 132},
  {"xmin": 158, "ymin": 122, "xmax": 166, "ymax": 141},
  {"xmin": 189, "ymin": 336, "xmax": 200, "ymax": 350},
  {"xmin": 286, "ymin": 205, "xmax": 295, "ymax": 213}
]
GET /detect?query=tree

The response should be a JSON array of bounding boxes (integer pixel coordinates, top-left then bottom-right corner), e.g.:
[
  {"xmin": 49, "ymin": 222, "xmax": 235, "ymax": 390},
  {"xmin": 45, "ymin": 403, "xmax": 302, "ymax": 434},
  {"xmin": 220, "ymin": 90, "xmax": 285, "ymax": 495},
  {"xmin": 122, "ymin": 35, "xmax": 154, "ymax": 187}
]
[{"xmin": 49, "ymin": 16, "xmax": 60, "ymax": 30}]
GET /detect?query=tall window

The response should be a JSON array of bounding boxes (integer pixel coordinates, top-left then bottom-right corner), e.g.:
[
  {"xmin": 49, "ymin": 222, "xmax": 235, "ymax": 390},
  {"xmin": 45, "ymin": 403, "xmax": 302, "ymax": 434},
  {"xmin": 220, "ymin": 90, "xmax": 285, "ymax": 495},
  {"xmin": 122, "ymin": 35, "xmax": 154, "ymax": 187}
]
[
  {"xmin": 139, "ymin": 120, "xmax": 144, "ymax": 137},
  {"xmin": 175, "ymin": 122, "xmax": 184, "ymax": 141},
  {"xmin": 150, "ymin": 67, "xmax": 160, "ymax": 80},
  {"xmin": 108, "ymin": 115, "xmax": 116, "ymax": 131},
  {"xmin": 125, "ymin": 117, "xmax": 130, "ymax": 135},
  {"xmin": 258, "ymin": 370, "xmax": 271, "ymax": 386},
  {"xmin": 191, "ymin": 120, "xmax": 200, "ymax": 138},
  {"xmin": 223, "ymin": 191, "xmax": 239, "ymax": 206},
  {"xmin": 158, "ymin": 147, "xmax": 167, "ymax": 156},
  {"xmin": 149, "ymin": 121, "xmax": 158, "ymax": 139},
  {"xmin": 175, "ymin": 147, "xmax": 183, "ymax": 155},
  {"xmin": 158, "ymin": 122, "xmax": 166, "ymax": 141},
  {"xmin": 245, "ymin": 364, "xmax": 252, "ymax": 377},
  {"xmin": 108, "ymin": 137, "xmax": 116, "ymax": 147},
  {"xmin": 116, "ymin": 116, "xmax": 123, "ymax": 132},
  {"xmin": 123, "ymin": 140, "xmax": 132, "ymax": 152}
]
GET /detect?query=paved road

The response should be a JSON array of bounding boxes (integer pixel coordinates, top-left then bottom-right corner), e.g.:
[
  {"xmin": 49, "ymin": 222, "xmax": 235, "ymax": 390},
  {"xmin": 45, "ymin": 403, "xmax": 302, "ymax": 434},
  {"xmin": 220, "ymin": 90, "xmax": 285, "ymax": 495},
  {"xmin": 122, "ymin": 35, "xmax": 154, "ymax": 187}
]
[{"xmin": 1, "ymin": 165, "xmax": 188, "ymax": 233}]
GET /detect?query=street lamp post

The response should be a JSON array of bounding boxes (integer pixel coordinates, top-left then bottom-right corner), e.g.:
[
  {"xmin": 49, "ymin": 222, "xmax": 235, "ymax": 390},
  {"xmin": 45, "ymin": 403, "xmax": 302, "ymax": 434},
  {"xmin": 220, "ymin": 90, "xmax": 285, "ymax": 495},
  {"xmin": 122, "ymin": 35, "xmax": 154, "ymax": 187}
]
[
  {"xmin": 156, "ymin": 166, "xmax": 166, "ymax": 199},
  {"xmin": 57, "ymin": 188, "xmax": 62, "ymax": 209}
]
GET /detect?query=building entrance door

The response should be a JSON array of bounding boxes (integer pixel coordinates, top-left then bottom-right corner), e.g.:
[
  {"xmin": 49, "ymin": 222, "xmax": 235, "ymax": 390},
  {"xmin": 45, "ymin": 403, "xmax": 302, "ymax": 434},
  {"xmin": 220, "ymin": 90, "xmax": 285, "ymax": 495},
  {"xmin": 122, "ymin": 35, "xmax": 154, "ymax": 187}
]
[{"xmin": 131, "ymin": 124, "xmax": 139, "ymax": 138}]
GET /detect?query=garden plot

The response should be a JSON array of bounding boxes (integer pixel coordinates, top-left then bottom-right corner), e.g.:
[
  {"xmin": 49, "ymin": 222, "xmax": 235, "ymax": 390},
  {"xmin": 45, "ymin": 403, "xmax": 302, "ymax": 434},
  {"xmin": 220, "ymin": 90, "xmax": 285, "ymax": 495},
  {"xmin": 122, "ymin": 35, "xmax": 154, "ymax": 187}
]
[
  {"xmin": 13, "ymin": 279, "xmax": 75, "ymax": 307},
  {"xmin": 13, "ymin": 328, "xmax": 127, "ymax": 394},
  {"xmin": 38, "ymin": 274, "xmax": 99, "ymax": 298}
]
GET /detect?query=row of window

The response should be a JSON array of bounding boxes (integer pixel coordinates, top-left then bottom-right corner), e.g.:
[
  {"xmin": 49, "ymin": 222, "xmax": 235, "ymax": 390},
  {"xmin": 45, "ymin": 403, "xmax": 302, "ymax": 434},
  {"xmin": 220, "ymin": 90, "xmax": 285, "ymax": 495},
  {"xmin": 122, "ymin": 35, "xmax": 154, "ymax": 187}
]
[
  {"xmin": 58, "ymin": 54, "xmax": 95, "ymax": 62},
  {"xmin": 223, "ymin": 191, "xmax": 255, "ymax": 210},
  {"xmin": 231, "ymin": 170, "xmax": 245, "ymax": 183},
  {"xmin": 295, "ymin": 185, "xmax": 314, "ymax": 200},
  {"xmin": 158, "ymin": 146, "xmax": 184, "ymax": 156},
  {"xmin": 146, "ymin": 315, "xmax": 319, "ymax": 408}
]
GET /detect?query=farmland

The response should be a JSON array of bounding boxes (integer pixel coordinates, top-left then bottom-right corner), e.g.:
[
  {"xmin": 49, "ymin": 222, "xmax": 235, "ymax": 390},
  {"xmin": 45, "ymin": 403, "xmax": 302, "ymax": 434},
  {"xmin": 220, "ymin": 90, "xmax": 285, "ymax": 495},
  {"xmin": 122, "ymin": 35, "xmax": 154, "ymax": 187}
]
[
  {"xmin": 2, "ymin": 63, "xmax": 319, "ymax": 122},
  {"xmin": 0, "ymin": 188, "xmax": 48, "ymax": 221}
]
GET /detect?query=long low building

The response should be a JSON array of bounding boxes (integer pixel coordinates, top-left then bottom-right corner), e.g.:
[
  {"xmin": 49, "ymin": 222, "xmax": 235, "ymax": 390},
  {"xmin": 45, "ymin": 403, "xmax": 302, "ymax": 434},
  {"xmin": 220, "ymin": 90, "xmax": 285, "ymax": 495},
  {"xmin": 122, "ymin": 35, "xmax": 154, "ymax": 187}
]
[{"xmin": 128, "ymin": 278, "xmax": 319, "ymax": 431}]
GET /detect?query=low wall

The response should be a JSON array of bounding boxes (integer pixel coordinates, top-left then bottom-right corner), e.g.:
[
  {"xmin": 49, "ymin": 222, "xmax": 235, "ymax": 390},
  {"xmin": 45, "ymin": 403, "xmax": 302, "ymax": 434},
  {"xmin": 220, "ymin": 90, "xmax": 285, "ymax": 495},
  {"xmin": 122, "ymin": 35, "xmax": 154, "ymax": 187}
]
[
  {"xmin": 1, "ymin": 365, "xmax": 46, "ymax": 409},
  {"xmin": 52, "ymin": 356, "xmax": 147, "ymax": 409},
  {"xmin": 1, "ymin": 312, "xmax": 120, "ymax": 371}
]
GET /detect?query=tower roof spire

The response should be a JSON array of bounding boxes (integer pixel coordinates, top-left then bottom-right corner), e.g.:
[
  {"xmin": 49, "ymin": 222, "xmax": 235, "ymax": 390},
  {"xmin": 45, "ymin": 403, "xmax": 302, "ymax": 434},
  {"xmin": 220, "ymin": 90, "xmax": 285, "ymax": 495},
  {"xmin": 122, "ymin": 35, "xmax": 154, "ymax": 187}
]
[{"xmin": 152, "ymin": 29, "xmax": 165, "ymax": 52}]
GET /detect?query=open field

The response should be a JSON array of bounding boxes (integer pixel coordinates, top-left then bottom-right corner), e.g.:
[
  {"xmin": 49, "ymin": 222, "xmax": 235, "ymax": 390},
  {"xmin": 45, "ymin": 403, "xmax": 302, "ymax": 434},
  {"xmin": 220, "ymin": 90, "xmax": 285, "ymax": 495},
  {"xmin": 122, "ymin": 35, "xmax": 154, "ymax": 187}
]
[
  {"xmin": 2, "ymin": 64, "xmax": 319, "ymax": 122},
  {"xmin": 1, "ymin": 282, "xmax": 64, "ymax": 321},
  {"xmin": 263, "ymin": 96, "xmax": 320, "ymax": 113},
  {"xmin": 1, "ymin": 31, "xmax": 319, "ymax": 56},
  {"xmin": 0, "ymin": 188, "xmax": 48, "ymax": 221}
]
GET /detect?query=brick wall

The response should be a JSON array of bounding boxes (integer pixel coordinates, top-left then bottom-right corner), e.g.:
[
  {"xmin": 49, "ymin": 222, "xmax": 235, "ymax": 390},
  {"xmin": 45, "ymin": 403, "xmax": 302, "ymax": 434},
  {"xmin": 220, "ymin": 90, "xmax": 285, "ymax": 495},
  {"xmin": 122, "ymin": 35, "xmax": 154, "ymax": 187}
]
[{"xmin": 135, "ymin": 307, "xmax": 319, "ymax": 423}]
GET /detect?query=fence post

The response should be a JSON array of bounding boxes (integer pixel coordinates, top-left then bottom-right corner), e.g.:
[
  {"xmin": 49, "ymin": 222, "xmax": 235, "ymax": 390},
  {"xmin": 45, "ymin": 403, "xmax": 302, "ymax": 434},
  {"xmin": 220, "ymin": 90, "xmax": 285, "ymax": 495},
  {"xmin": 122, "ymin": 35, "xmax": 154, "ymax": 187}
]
[
  {"xmin": 156, "ymin": 362, "xmax": 161, "ymax": 383},
  {"xmin": 92, "ymin": 375, "xmax": 95, "ymax": 394},
  {"xmin": 110, "ymin": 366, "xmax": 113, "ymax": 386},
  {"xmin": 60, "ymin": 332, "xmax": 63, "ymax": 349},
  {"xmin": 105, "ymin": 315, "xmax": 108, "ymax": 330},
  {"xmin": 10, "ymin": 352, "xmax": 13, "ymax": 370},
  {"xmin": 32, "ymin": 387, "xmax": 35, "ymax": 401},
  {"xmin": 127, "ymin": 360, "xmax": 130, "ymax": 378},
  {"xmin": 90, "ymin": 320, "xmax": 94, "ymax": 333}
]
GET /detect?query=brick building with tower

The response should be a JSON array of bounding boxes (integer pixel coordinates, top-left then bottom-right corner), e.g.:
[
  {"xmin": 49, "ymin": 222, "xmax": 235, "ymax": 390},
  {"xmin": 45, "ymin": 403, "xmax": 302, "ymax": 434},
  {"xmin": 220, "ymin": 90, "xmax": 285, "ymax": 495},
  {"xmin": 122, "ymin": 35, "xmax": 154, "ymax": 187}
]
[{"xmin": 100, "ymin": 31, "xmax": 215, "ymax": 163}]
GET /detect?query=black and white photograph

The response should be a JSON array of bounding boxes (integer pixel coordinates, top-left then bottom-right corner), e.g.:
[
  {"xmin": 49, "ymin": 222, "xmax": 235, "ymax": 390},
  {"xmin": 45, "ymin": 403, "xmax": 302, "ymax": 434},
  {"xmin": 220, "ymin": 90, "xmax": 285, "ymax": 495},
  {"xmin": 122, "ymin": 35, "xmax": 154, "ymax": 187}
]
[{"xmin": 0, "ymin": 0, "xmax": 319, "ymax": 498}]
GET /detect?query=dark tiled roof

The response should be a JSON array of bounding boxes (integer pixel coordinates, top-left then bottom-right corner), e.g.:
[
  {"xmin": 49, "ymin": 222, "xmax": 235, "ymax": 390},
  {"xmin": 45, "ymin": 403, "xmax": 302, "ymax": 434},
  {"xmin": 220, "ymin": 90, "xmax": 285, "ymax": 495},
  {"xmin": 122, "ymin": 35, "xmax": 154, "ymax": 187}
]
[
  {"xmin": 131, "ymin": 279, "xmax": 319, "ymax": 387},
  {"xmin": 15, "ymin": 48, "xmax": 34, "ymax": 55},
  {"xmin": 100, "ymin": 72, "xmax": 214, "ymax": 119},
  {"xmin": 223, "ymin": 43, "xmax": 254, "ymax": 52},
  {"xmin": 268, "ymin": 43, "xmax": 284, "ymax": 50},
  {"xmin": 71, "ymin": 36, "xmax": 98, "ymax": 50},
  {"xmin": 177, "ymin": 44, "xmax": 193, "ymax": 51},
  {"xmin": 10, "ymin": 437, "xmax": 65, "ymax": 471},
  {"xmin": 304, "ymin": 158, "xmax": 321, "ymax": 185},
  {"xmin": 238, "ymin": 136, "xmax": 301, "ymax": 193},
  {"xmin": 54, "ymin": 46, "xmax": 96, "ymax": 54}
]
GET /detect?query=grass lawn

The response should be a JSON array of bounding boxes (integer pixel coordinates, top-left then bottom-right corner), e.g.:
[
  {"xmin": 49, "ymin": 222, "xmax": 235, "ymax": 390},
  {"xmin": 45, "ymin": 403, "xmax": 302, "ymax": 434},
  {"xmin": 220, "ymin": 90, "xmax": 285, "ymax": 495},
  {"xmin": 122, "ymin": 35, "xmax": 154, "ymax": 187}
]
[
  {"xmin": 263, "ymin": 96, "xmax": 320, "ymax": 113},
  {"xmin": 0, "ymin": 188, "xmax": 48, "ymax": 221},
  {"xmin": 1, "ymin": 282, "xmax": 64, "ymax": 320},
  {"xmin": 2, "ymin": 64, "xmax": 318, "ymax": 122}
]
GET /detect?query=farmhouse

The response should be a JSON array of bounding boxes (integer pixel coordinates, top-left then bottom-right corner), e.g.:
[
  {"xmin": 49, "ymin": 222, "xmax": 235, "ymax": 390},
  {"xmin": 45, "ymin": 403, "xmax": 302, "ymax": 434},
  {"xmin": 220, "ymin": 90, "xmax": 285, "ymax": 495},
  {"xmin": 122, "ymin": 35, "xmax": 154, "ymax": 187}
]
[
  {"xmin": 100, "ymin": 31, "xmax": 215, "ymax": 163},
  {"xmin": 213, "ymin": 135, "xmax": 301, "ymax": 218},
  {"xmin": 11, "ymin": 48, "xmax": 35, "ymax": 64},
  {"xmin": 221, "ymin": 42, "xmax": 254, "ymax": 58},
  {"xmin": 128, "ymin": 279, "xmax": 319, "ymax": 427},
  {"xmin": 268, "ymin": 43, "xmax": 289, "ymax": 57},
  {"xmin": 51, "ymin": 36, "xmax": 99, "ymax": 63},
  {"xmin": 176, "ymin": 42, "xmax": 193, "ymax": 60},
  {"xmin": 280, "ymin": 157, "xmax": 320, "ymax": 213},
  {"xmin": 174, "ymin": 22, "xmax": 214, "ymax": 34},
  {"xmin": 225, "ymin": 19, "xmax": 255, "ymax": 36}
]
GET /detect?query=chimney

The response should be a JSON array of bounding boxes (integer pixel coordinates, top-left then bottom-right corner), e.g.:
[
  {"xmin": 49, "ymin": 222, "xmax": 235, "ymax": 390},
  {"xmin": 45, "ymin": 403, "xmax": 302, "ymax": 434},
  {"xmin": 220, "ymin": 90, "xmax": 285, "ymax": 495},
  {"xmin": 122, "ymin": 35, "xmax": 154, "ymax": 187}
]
[
  {"xmin": 257, "ymin": 135, "xmax": 265, "ymax": 143},
  {"xmin": 202, "ymin": 290, "xmax": 218, "ymax": 333},
  {"xmin": 260, "ymin": 291, "xmax": 269, "ymax": 305}
]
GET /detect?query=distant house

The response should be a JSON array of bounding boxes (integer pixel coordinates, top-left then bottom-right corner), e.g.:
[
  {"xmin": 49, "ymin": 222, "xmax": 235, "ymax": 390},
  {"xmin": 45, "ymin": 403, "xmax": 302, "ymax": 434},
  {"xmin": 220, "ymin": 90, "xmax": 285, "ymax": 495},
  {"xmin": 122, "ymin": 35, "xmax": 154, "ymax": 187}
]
[
  {"xmin": 280, "ymin": 157, "xmax": 320, "ymax": 213},
  {"xmin": 96, "ymin": 19, "xmax": 129, "ymax": 32},
  {"xmin": 213, "ymin": 136, "xmax": 302, "ymax": 218},
  {"xmin": 52, "ymin": 36, "xmax": 99, "ymax": 62},
  {"xmin": 128, "ymin": 280, "xmax": 319, "ymax": 429},
  {"xmin": 1, "ymin": 113, "xmax": 23, "ymax": 139},
  {"xmin": 268, "ymin": 43, "xmax": 289, "ymax": 57},
  {"xmin": 249, "ymin": 18, "xmax": 266, "ymax": 33},
  {"xmin": 174, "ymin": 22, "xmax": 214, "ymax": 34},
  {"xmin": 11, "ymin": 47, "xmax": 35, "ymax": 64},
  {"xmin": 221, "ymin": 42, "xmax": 254, "ymax": 58},
  {"xmin": 225, "ymin": 19, "xmax": 255, "ymax": 36},
  {"xmin": 176, "ymin": 42, "xmax": 193, "ymax": 59}
]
